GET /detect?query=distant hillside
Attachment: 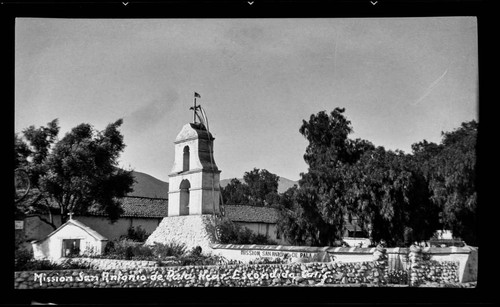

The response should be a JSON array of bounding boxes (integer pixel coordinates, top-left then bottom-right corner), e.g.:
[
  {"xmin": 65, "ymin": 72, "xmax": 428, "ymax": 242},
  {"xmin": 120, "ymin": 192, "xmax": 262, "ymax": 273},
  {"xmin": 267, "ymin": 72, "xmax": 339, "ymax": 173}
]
[
  {"xmin": 128, "ymin": 171, "xmax": 169, "ymax": 199},
  {"xmin": 129, "ymin": 171, "xmax": 299, "ymax": 199},
  {"xmin": 219, "ymin": 177, "xmax": 298, "ymax": 194}
]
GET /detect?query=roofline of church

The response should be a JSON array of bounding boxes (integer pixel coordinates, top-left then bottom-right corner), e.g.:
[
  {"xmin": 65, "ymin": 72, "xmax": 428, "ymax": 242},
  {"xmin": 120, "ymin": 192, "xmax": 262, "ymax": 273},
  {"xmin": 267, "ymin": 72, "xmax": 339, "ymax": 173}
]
[{"xmin": 125, "ymin": 195, "xmax": 168, "ymax": 201}]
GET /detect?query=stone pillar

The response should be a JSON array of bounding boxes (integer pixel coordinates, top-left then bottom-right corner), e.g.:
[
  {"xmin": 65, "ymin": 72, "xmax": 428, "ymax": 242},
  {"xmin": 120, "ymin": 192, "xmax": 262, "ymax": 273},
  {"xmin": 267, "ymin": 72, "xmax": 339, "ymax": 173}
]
[
  {"xmin": 372, "ymin": 243, "xmax": 388, "ymax": 284},
  {"xmin": 408, "ymin": 244, "xmax": 423, "ymax": 286}
]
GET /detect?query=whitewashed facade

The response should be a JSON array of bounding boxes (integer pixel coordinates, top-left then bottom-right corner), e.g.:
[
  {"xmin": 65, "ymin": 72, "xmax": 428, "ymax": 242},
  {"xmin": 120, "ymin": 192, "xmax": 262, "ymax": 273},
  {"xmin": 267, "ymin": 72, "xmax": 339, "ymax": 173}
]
[{"xmin": 32, "ymin": 218, "xmax": 108, "ymax": 260}]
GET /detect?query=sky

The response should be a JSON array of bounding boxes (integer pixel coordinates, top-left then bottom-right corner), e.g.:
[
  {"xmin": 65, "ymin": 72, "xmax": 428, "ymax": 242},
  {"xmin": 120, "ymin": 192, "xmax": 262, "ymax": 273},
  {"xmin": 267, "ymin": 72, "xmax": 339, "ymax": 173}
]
[{"xmin": 15, "ymin": 17, "xmax": 478, "ymax": 182}]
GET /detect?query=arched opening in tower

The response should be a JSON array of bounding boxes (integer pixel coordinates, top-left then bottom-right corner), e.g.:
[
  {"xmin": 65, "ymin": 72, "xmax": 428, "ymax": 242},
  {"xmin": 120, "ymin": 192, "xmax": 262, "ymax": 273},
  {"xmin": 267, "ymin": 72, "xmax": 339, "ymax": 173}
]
[
  {"xmin": 179, "ymin": 179, "xmax": 191, "ymax": 215},
  {"xmin": 183, "ymin": 146, "xmax": 190, "ymax": 172}
]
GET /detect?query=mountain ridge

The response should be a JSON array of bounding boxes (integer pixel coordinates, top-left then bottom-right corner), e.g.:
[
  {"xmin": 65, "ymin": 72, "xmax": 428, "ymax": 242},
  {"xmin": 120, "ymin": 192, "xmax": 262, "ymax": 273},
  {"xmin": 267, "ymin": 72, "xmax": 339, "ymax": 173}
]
[{"xmin": 128, "ymin": 171, "xmax": 298, "ymax": 198}]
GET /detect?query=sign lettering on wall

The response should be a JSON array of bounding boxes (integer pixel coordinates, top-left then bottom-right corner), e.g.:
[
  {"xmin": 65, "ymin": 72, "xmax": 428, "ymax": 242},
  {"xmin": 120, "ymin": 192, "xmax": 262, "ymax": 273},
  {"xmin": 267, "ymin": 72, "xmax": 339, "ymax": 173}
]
[{"xmin": 240, "ymin": 250, "xmax": 317, "ymax": 259}]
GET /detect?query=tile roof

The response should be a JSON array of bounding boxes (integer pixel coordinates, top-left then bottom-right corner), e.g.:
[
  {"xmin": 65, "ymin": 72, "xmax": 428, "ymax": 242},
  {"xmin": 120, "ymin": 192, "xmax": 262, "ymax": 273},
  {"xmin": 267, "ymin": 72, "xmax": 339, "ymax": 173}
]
[
  {"xmin": 88, "ymin": 196, "xmax": 169, "ymax": 218},
  {"xmin": 222, "ymin": 205, "xmax": 365, "ymax": 228},
  {"xmin": 39, "ymin": 195, "xmax": 169, "ymax": 219},
  {"xmin": 224, "ymin": 205, "xmax": 280, "ymax": 224}
]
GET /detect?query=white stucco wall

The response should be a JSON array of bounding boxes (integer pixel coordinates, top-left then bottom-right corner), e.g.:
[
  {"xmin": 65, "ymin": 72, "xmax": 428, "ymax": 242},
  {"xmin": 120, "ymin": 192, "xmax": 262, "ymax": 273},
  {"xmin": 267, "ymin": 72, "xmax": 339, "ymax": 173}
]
[
  {"xmin": 168, "ymin": 171, "xmax": 221, "ymax": 216},
  {"xmin": 32, "ymin": 223, "xmax": 107, "ymax": 260},
  {"xmin": 171, "ymin": 138, "xmax": 200, "ymax": 173}
]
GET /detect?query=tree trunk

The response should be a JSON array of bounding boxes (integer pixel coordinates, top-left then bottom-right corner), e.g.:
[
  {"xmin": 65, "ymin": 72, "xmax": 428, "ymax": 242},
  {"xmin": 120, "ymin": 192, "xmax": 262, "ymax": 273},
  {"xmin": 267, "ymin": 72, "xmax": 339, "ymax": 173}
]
[{"xmin": 60, "ymin": 205, "xmax": 67, "ymax": 225}]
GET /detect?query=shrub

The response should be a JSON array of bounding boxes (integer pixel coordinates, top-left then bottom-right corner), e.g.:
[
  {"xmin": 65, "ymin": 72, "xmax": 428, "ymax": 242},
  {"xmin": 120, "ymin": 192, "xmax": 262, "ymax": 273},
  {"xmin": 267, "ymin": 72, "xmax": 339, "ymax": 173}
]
[
  {"xmin": 14, "ymin": 248, "xmax": 33, "ymax": 271},
  {"xmin": 15, "ymin": 255, "xmax": 92, "ymax": 271},
  {"xmin": 151, "ymin": 242, "xmax": 187, "ymax": 259},
  {"xmin": 121, "ymin": 225, "xmax": 150, "ymax": 242},
  {"xmin": 237, "ymin": 227, "xmax": 254, "ymax": 244},
  {"xmin": 249, "ymin": 257, "xmax": 286, "ymax": 265},
  {"xmin": 102, "ymin": 239, "xmax": 143, "ymax": 259},
  {"xmin": 58, "ymin": 259, "xmax": 93, "ymax": 270},
  {"xmin": 98, "ymin": 240, "xmax": 187, "ymax": 261},
  {"xmin": 131, "ymin": 244, "xmax": 154, "ymax": 260},
  {"xmin": 251, "ymin": 233, "xmax": 277, "ymax": 245},
  {"xmin": 189, "ymin": 246, "xmax": 202, "ymax": 257},
  {"xmin": 177, "ymin": 253, "xmax": 227, "ymax": 266},
  {"xmin": 217, "ymin": 219, "xmax": 278, "ymax": 245}
]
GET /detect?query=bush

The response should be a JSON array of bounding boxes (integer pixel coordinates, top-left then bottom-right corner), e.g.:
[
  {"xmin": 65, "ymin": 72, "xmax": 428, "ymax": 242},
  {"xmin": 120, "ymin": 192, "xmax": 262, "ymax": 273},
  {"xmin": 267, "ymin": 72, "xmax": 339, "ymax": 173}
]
[
  {"xmin": 121, "ymin": 225, "xmax": 150, "ymax": 242},
  {"xmin": 252, "ymin": 233, "xmax": 277, "ymax": 245},
  {"xmin": 102, "ymin": 239, "xmax": 143, "ymax": 259},
  {"xmin": 151, "ymin": 242, "xmax": 187, "ymax": 259},
  {"xmin": 189, "ymin": 246, "xmax": 202, "ymax": 257},
  {"xmin": 130, "ymin": 244, "xmax": 154, "ymax": 260},
  {"xmin": 177, "ymin": 253, "xmax": 227, "ymax": 266},
  {"xmin": 100, "ymin": 240, "xmax": 187, "ymax": 261},
  {"xmin": 249, "ymin": 257, "xmax": 286, "ymax": 265},
  {"xmin": 14, "ymin": 248, "xmax": 33, "ymax": 271},
  {"xmin": 217, "ymin": 219, "xmax": 278, "ymax": 245},
  {"xmin": 15, "ymin": 256, "xmax": 92, "ymax": 271},
  {"xmin": 58, "ymin": 259, "xmax": 93, "ymax": 270}
]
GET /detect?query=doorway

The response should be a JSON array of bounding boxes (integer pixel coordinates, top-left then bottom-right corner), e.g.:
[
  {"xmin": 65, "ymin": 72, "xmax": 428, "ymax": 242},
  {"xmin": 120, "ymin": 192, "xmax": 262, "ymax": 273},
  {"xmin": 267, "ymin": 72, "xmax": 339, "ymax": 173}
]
[{"xmin": 62, "ymin": 239, "xmax": 81, "ymax": 257}]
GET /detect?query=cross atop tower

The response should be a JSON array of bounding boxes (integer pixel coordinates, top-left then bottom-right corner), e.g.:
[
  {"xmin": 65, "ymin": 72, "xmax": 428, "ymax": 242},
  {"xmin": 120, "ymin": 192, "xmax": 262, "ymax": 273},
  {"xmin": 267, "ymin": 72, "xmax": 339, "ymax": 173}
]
[
  {"xmin": 190, "ymin": 92, "xmax": 201, "ymax": 124},
  {"xmin": 68, "ymin": 212, "xmax": 74, "ymax": 220}
]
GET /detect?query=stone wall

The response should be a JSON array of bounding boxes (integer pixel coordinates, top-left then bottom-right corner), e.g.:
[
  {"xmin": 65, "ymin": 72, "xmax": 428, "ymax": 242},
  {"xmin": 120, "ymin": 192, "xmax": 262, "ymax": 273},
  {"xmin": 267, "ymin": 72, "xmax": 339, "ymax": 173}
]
[
  {"xmin": 211, "ymin": 244, "xmax": 477, "ymax": 283},
  {"xmin": 15, "ymin": 245, "xmax": 471, "ymax": 289},
  {"xmin": 14, "ymin": 259, "xmax": 389, "ymax": 289},
  {"xmin": 407, "ymin": 245, "xmax": 460, "ymax": 285},
  {"xmin": 145, "ymin": 215, "xmax": 217, "ymax": 252},
  {"xmin": 15, "ymin": 245, "xmax": 477, "ymax": 289}
]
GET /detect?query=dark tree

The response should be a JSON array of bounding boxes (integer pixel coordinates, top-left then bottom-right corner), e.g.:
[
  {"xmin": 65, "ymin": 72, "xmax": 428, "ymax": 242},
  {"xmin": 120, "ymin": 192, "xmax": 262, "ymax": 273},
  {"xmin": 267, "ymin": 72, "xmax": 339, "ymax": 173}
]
[
  {"xmin": 346, "ymin": 147, "xmax": 441, "ymax": 246},
  {"xmin": 278, "ymin": 108, "xmax": 375, "ymax": 246},
  {"xmin": 243, "ymin": 168, "xmax": 280, "ymax": 206},
  {"xmin": 417, "ymin": 121, "xmax": 478, "ymax": 245},
  {"xmin": 221, "ymin": 168, "xmax": 280, "ymax": 207},
  {"xmin": 277, "ymin": 107, "xmax": 449, "ymax": 247},
  {"xmin": 15, "ymin": 119, "xmax": 135, "ymax": 228},
  {"xmin": 221, "ymin": 178, "xmax": 251, "ymax": 206}
]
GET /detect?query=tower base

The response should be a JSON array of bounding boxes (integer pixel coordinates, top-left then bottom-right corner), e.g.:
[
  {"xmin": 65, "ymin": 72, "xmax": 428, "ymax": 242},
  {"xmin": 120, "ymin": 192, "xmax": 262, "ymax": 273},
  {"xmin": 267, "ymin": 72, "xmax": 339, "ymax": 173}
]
[{"xmin": 145, "ymin": 215, "xmax": 218, "ymax": 253}]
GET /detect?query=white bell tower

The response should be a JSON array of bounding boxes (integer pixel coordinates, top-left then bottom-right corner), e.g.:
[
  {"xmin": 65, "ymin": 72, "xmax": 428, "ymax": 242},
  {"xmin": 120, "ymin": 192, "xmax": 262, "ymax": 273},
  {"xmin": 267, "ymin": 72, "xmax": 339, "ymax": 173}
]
[
  {"xmin": 167, "ymin": 122, "xmax": 221, "ymax": 216},
  {"xmin": 146, "ymin": 95, "xmax": 221, "ymax": 252}
]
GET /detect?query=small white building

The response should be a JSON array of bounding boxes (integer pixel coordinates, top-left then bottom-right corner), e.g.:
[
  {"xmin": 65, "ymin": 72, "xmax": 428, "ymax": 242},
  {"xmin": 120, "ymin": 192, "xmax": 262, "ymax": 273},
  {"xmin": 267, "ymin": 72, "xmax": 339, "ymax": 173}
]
[{"xmin": 32, "ymin": 218, "xmax": 108, "ymax": 260}]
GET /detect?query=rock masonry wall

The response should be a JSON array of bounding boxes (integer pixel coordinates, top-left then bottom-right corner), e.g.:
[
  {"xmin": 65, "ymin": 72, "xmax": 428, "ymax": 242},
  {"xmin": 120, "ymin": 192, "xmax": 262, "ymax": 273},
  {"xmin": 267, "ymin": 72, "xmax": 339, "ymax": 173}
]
[
  {"xmin": 15, "ymin": 258, "xmax": 390, "ymax": 289},
  {"xmin": 145, "ymin": 215, "xmax": 217, "ymax": 252},
  {"xmin": 14, "ymin": 245, "xmax": 464, "ymax": 289},
  {"xmin": 408, "ymin": 245, "xmax": 459, "ymax": 286}
]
